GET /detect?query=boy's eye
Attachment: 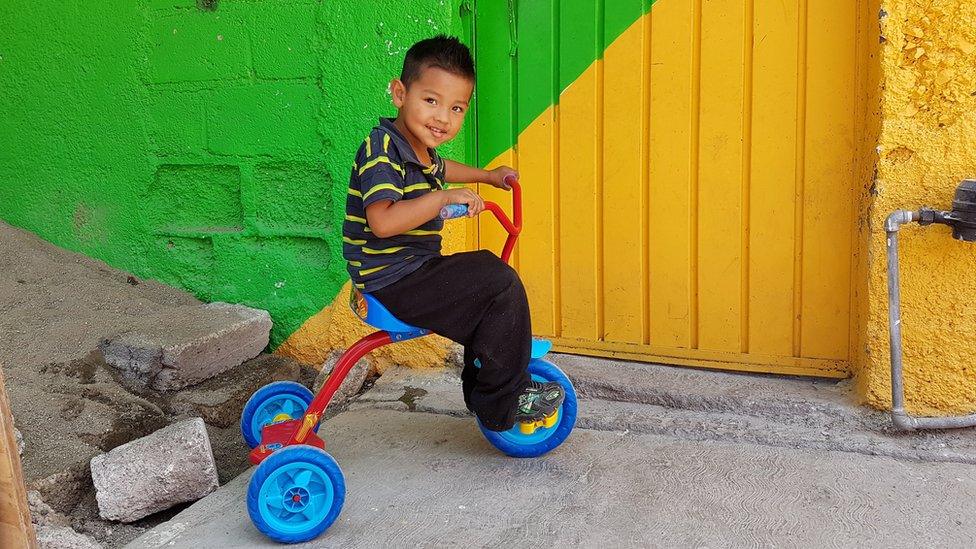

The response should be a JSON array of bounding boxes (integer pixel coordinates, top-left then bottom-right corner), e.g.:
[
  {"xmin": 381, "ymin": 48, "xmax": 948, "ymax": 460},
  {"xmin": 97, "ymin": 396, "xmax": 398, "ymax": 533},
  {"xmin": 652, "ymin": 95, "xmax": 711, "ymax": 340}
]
[
  {"xmin": 452, "ymin": 106, "xmax": 465, "ymax": 113},
  {"xmin": 425, "ymin": 98, "xmax": 436, "ymax": 105}
]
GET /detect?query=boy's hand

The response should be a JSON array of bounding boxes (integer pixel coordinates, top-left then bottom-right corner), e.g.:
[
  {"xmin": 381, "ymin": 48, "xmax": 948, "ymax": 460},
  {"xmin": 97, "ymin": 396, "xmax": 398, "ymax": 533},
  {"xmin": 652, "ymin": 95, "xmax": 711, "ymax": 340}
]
[
  {"xmin": 487, "ymin": 166, "xmax": 518, "ymax": 190},
  {"xmin": 442, "ymin": 188, "xmax": 485, "ymax": 218}
]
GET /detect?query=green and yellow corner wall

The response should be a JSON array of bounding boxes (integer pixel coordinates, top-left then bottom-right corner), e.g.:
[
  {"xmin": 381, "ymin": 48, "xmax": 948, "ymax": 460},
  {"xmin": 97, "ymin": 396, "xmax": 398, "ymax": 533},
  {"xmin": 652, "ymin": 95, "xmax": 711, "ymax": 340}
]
[{"xmin": 1, "ymin": 0, "xmax": 975, "ymax": 417}]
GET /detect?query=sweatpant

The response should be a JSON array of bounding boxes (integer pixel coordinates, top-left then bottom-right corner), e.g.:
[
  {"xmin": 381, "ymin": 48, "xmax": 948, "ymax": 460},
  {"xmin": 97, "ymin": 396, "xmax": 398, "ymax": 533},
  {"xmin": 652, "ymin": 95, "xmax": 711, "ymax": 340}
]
[{"xmin": 371, "ymin": 250, "xmax": 532, "ymax": 431}]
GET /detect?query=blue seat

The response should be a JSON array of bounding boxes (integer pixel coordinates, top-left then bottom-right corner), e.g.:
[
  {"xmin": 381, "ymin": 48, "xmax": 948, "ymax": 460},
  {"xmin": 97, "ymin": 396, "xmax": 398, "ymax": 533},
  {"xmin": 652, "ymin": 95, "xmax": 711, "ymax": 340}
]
[
  {"xmin": 349, "ymin": 288, "xmax": 553, "ymax": 354},
  {"xmin": 349, "ymin": 289, "xmax": 429, "ymax": 340}
]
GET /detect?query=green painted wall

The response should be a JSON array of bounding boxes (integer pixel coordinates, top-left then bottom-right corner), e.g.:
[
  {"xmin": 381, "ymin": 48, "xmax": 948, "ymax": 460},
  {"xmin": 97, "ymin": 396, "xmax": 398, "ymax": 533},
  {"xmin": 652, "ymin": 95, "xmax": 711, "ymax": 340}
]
[{"xmin": 0, "ymin": 0, "xmax": 469, "ymax": 347}]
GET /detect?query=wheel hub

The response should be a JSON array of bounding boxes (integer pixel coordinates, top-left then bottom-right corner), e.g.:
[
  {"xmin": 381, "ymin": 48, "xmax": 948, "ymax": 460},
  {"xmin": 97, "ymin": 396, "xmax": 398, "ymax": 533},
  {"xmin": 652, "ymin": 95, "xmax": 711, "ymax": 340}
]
[{"xmin": 283, "ymin": 487, "xmax": 310, "ymax": 512}]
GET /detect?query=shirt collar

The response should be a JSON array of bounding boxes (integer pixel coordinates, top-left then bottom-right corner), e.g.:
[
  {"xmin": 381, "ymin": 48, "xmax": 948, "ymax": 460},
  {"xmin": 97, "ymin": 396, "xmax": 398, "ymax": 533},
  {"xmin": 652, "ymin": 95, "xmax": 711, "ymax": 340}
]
[{"xmin": 379, "ymin": 118, "xmax": 437, "ymax": 168}]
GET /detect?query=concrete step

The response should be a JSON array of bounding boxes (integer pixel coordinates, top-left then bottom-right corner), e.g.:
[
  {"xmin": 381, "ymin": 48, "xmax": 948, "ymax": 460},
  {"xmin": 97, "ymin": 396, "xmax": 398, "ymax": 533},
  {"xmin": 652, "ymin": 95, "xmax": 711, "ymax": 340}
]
[{"xmin": 355, "ymin": 354, "xmax": 976, "ymax": 465}]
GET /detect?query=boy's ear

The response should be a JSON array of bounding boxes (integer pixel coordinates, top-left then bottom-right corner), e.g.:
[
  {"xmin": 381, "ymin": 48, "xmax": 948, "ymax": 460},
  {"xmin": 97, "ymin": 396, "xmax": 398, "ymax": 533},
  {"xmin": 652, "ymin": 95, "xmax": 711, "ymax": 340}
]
[{"xmin": 390, "ymin": 79, "xmax": 406, "ymax": 108}]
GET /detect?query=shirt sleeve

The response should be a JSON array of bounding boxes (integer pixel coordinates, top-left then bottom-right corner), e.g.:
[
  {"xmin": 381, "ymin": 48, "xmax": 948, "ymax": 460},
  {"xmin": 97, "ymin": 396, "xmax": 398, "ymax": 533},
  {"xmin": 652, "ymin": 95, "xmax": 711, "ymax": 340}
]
[{"xmin": 358, "ymin": 130, "xmax": 406, "ymax": 208}]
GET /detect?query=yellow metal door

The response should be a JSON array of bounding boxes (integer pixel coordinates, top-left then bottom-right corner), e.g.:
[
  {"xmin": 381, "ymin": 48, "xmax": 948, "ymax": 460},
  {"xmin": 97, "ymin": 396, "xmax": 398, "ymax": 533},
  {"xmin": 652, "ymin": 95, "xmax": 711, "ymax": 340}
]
[{"xmin": 472, "ymin": 0, "xmax": 861, "ymax": 377}]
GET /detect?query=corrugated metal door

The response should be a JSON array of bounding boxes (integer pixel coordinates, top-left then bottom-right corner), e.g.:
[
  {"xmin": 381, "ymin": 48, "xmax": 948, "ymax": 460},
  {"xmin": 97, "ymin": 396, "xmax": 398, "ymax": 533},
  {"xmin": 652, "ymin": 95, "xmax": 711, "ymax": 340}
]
[{"xmin": 470, "ymin": 0, "xmax": 861, "ymax": 377}]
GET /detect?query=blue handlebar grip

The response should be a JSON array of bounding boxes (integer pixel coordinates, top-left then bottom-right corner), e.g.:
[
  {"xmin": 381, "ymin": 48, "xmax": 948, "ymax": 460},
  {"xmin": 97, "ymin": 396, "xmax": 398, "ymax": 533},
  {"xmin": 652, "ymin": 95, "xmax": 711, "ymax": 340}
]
[{"xmin": 439, "ymin": 204, "xmax": 469, "ymax": 220}]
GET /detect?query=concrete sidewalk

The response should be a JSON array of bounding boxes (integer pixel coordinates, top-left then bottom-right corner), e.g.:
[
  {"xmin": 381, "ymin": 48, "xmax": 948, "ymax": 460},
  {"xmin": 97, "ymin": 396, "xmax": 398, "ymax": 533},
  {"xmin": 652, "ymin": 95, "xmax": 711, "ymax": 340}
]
[{"xmin": 129, "ymin": 355, "xmax": 976, "ymax": 548}]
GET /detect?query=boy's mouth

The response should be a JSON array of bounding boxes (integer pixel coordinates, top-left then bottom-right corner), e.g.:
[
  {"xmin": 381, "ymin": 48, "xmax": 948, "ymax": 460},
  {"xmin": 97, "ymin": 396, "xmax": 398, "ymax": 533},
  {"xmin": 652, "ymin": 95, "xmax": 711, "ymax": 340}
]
[{"xmin": 426, "ymin": 125, "xmax": 447, "ymax": 139}]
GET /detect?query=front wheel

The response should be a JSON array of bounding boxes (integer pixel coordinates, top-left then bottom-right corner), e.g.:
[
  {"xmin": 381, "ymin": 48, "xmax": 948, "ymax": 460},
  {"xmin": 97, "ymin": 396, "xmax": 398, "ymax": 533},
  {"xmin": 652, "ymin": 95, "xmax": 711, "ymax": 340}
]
[
  {"xmin": 478, "ymin": 359, "xmax": 577, "ymax": 458},
  {"xmin": 247, "ymin": 445, "xmax": 345, "ymax": 544}
]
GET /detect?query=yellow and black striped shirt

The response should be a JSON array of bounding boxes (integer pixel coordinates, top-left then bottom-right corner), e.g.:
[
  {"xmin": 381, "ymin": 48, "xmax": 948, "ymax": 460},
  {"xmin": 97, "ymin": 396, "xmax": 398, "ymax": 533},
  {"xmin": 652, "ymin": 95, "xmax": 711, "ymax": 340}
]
[{"xmin": 343, "ymin": 118, "xmax": 446, "ymax": 292}]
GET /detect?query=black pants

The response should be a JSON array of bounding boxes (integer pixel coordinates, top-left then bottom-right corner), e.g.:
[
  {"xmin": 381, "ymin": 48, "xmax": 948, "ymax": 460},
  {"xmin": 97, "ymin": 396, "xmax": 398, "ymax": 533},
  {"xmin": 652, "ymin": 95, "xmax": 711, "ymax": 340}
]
[{"xmin": 372, "ymin": 250, "xmax": 532, "ymax": 431}]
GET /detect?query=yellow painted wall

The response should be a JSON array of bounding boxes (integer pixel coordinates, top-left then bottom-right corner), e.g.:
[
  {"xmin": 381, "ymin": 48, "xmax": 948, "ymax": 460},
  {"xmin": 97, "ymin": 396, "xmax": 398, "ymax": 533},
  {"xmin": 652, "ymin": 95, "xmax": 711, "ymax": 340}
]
[{"xmin": 858, "ymin": 0, "xmax": 976, "ymax": 414}]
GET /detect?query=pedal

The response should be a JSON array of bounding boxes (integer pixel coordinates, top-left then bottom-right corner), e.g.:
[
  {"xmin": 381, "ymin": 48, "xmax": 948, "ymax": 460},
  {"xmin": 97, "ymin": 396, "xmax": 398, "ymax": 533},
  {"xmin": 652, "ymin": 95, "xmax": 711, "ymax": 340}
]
[{"xmin": 518, "ymin": 410, "xmax": 559, "ymax": 435}]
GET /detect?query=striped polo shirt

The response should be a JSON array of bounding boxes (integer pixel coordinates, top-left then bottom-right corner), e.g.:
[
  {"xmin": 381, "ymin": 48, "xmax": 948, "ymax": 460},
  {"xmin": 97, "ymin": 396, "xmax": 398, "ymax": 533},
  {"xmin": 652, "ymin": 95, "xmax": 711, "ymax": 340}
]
[{"xmin": 342, "ymin": 118, "xmax": 447, "ymax": 292}]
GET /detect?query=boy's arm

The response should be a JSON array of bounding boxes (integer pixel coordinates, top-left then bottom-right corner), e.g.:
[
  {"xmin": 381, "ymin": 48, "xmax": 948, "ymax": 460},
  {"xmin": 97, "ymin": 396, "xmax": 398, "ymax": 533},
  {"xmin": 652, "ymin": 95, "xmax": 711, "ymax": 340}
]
[
  {"xmin": 444, "ymin": 159, "xmax": 518, "ymax": 190},
  {"xmin": 365, "ymin": 187, "xmax": 485, "ymax": 238}
]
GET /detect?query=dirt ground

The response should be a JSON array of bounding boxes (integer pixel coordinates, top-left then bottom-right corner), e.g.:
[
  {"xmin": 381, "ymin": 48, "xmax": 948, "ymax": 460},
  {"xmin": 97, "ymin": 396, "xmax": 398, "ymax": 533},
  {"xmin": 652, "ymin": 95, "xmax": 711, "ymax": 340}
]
[{"xmin": 0, "ymin": 221, "xmax": 318, "ymax": 547}]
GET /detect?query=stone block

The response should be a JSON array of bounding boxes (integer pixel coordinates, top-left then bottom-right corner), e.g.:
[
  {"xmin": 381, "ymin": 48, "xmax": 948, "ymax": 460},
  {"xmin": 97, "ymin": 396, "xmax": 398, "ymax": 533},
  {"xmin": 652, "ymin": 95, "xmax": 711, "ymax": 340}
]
[
  {"xmin": 147, "ymin": 12, "xmax": 249, "ymax": 83},
  {"xmin": 90, "ymin": 418, "xmax": 218, "ymax": 523},
  {"xmin": 250, "ymin": 3, "xmax": 320, "ymax": 79},
  {"xmin": 207, "ymin": 83, "xmax": 321, "ymax": 155},
  {"xmin": 100, "ymin": 303, "xmax": 272, "ymax": 391}
]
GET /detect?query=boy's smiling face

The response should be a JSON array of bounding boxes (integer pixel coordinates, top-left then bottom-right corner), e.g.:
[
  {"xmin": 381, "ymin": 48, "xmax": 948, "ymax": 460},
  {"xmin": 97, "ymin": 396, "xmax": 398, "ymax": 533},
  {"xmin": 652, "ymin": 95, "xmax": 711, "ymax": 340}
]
[{"xmin": 391, "ymin": 65, "xmax": 473, "ymax": 162}]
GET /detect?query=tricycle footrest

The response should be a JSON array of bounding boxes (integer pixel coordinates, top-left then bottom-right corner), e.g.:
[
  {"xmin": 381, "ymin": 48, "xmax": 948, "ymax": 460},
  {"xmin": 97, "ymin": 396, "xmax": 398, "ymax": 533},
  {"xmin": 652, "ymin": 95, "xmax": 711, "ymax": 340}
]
[{"xmin": 249, "ymin": 418, "xmax": 325, "ymax": 465}]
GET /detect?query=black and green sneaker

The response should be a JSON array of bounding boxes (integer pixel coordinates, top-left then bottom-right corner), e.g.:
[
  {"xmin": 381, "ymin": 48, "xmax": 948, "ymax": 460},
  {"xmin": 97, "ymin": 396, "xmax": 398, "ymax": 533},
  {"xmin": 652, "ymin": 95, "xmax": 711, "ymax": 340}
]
[{"xmin": 514, "ymin": 381, "xmax": 566, "ymax": 422}]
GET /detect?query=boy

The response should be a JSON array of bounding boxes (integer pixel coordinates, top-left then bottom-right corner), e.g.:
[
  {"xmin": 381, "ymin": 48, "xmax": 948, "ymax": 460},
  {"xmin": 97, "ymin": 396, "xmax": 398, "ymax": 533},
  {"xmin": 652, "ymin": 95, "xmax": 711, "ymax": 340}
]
[{"xmin": 343, "ymin": 35, "xmax": 565, "ymax": 432}]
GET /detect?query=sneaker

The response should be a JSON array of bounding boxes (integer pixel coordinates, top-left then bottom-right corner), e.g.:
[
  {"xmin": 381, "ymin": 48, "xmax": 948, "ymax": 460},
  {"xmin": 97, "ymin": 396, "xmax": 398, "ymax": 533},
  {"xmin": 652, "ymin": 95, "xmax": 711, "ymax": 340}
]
[{"xmin": 514, "ymin": 381, "xmax": 565, "ymax": 422}]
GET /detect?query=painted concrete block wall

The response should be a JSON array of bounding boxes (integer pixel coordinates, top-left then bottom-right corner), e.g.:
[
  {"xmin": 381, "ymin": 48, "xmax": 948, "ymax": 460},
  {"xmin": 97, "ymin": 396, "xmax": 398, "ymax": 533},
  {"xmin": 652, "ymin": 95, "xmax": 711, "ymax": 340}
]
[
  {"xmin": 859, "ymin": 0, "xmax": 976, "ymax": 414},
  {"xmin": 0, "ymin": 0, "xmax": 467, "ymax": 347}
]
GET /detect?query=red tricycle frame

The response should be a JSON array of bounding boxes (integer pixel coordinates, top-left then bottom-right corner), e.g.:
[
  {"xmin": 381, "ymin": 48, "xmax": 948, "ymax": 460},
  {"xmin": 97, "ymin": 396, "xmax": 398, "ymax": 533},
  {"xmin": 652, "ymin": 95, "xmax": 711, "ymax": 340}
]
[{"xmin": 250, "ymin": 177, "xmax": 523, "ymax": 465}]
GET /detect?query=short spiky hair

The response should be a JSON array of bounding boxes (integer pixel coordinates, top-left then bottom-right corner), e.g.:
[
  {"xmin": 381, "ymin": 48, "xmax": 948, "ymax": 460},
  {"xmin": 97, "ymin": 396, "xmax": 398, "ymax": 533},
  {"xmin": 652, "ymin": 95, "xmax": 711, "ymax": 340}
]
[{"xmin": 400, "ymin": 35, "xmax": 475, "ymax": 88}]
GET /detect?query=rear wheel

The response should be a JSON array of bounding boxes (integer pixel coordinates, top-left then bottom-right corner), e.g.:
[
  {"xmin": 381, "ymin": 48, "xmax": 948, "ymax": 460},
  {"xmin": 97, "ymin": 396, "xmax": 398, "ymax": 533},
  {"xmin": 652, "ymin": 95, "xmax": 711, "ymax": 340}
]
[{"xmin": 478, "ymin": 359, "xmax": 577, "ymax": 458}]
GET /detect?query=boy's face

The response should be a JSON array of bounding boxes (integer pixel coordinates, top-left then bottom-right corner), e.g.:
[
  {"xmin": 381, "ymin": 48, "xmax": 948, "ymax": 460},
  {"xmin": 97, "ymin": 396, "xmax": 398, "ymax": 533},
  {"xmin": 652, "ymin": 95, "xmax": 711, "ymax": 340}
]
[{"xmin": 391, "ymin": 66, "xmax": 473, "ymax": 157}]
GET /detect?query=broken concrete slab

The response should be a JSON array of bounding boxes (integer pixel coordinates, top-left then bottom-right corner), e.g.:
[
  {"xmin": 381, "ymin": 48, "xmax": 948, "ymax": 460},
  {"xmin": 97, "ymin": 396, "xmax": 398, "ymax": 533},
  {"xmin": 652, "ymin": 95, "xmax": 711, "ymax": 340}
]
[
  {"xmin": 90, "ymin": 418, "xmax": 218, "ymax": 523},
  {"xmin": 11, "ymin": 350, "xmax": 305, "ymax": 543},
  {"xmin": 99, "ymin": 303, "xmax": 272, "ymax": 392}
]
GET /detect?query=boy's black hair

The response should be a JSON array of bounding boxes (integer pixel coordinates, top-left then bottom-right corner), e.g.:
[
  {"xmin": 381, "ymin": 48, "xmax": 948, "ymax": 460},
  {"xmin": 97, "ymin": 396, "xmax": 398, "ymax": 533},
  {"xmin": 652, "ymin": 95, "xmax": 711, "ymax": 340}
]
[{"xmin": 400, "ymin": 35, "xmax": 475, "ymax": 87}]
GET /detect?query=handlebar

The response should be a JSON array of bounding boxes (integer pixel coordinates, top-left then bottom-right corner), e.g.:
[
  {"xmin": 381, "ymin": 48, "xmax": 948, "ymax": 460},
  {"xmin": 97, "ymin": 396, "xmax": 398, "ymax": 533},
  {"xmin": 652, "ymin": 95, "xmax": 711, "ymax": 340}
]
[
  {"xmin": 439, "ymin": 204, "xmax": 470, "ymax": 220},
  {"xmin": 439, "ymin": 174, "xmax": 522, "ymax": 264}
]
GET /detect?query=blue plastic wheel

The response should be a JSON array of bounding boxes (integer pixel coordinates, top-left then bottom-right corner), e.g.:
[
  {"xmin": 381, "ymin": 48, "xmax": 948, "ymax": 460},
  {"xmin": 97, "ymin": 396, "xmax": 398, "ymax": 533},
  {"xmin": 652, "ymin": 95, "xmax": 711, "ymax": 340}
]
[
  {"xmin": 247, "ymin": 445, "xmax": 345, "ymax": 544},
  {"xmin": 478, "ymin": 359, "xmax": 578, "ymax": 458},
  {"xmin": 240, "ymin": 381, "xmax": 317, "ymax": 449}
]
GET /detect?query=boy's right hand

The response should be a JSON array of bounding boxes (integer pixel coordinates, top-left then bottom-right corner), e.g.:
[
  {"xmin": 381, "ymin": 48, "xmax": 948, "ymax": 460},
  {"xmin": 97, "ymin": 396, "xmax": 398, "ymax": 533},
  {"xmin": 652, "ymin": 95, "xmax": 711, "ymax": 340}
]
[{"xmin": 442, "ymin": 188, "xmax": 485, "ymax": 218}]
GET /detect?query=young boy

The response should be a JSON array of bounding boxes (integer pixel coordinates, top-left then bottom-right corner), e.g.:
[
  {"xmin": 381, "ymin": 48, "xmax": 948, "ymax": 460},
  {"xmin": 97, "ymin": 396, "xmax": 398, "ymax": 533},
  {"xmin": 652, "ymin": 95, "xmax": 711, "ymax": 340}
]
[{"xmin": 343, "ymin": 35, "xmax": 564, "ymax": 432}]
